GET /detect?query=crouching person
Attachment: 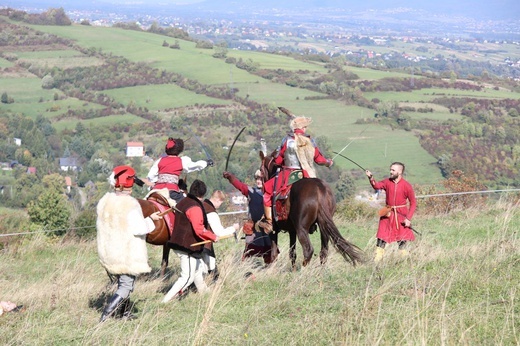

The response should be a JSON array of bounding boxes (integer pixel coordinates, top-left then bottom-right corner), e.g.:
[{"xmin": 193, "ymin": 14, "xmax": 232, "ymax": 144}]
[
  {"xmin": 162, "ymin": 179, "xmax": 219, "ymax": 303},
  {"xmin": 97, "ymin": 165, "xmax": 162, "ymax": 322}
]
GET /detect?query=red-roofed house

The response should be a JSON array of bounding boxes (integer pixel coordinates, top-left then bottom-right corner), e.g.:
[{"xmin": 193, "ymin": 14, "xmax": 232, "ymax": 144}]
[
  {"xmin": 126, "ymin": 141, "xmax": 145, "ymax": 157},
  {"xmin": 65, "ymin": 176, "xmax": 72, "ymax": 194}
]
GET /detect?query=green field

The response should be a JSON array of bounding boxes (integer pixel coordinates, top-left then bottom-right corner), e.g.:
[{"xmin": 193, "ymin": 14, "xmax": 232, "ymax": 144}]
[
  {"xmin": 364, "ymin": 86, "xmax": 517, "ymax": 104},
  {"xmin": 103, "ymin": 84, "xmax": 234, "ymax": 110},
  {"xmin": 227, "ymin": 50, "xmax": 328, "ymax": 72},
  {"xmin": 347, "ymin": 66, "xmax": 415, "ymax": 80},
  {"xmin": 0, "ymin": 76, "xmax": 56, "ymax": 103},
  {"xmin": 0, "ymin": 57, "xmax": 13, "ymax": 68},
  {"xmin": 53, "ymin": 113, "xmax": 148, "ymax": 132},
  {"xmin": 29, "ymin": 24, "xmax": 262, "ymax": 85}
]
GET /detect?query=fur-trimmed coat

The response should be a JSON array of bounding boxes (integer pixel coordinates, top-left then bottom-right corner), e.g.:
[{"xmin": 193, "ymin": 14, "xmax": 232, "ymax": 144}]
[{"xmin": 96, "ymin": 192, "xmax": 151, "ymax": 276}]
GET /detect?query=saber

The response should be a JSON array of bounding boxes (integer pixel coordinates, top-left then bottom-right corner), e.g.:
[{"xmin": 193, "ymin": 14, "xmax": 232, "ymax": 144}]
[
  {"xmin": 225, "ymin": 126, "xmax": 246, "ymax": 171},
  {"xmin": 332, "ymin": 126, "xmax": 369, "ymax": 160},
  {"xmin": 187, "ymin": 127, "xmax": 213, "ymax": 165},
  {"xmin": 332, "ymin": 151, "xmax": 367, "ymax": 171},
  {"xmin": 401, "ymin": 223, "xmax": 422, "ymax": 236}
]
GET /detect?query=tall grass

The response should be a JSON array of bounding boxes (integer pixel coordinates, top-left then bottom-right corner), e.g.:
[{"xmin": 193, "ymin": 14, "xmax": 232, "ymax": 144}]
[{"xmin": 0, "ymin": 196, "xmax": 518, "ymax": 345}]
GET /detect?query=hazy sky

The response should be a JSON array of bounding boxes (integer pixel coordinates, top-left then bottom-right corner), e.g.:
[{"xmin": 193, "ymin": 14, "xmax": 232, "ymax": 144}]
[{"xmin": 4, "ymin": 0, "xmax": 519, "ymax": 20}]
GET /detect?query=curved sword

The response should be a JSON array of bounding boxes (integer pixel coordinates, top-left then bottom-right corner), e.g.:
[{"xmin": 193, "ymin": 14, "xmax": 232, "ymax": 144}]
[
  {"xmin": 332, "ymin": 151, "xmax": 367, "ymax": 171},
  {"xmin": 225, "ymin": 126, "xmax": 246, "ymax": 171},
  {"xmin": 187, "ymin": 127, "xmax": 213, "ymax": 165}
]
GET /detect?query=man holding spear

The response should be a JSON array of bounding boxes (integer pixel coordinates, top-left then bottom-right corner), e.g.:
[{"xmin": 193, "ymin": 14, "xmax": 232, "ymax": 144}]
[{"xmin": 162, "ymin": 179, "xmax": 219, "ymax": 303}]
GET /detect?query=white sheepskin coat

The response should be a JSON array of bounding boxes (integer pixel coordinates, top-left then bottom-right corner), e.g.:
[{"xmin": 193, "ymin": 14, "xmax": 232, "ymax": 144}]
[{"xmin": 96, "ymin": 192, "xmax": 151, "ymax": 276}]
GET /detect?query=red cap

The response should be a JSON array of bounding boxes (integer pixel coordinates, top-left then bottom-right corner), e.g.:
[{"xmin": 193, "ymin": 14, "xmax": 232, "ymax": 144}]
[
  {"xmin": 112, "ymin": 165, "xmax": 135, "ymax": 188},
  {"xmin": 166, "ymin": 138, "xmax": 176, "ymax": 149}
]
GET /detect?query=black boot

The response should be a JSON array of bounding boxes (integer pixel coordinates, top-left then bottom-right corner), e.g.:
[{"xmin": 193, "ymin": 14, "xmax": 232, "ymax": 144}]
[
  {"xmin": 208, "ymin": 266, "xmax": 219, "ymax": 283},
  {"xmin": 117, "ymin": 298, "xmax": 137, "ymax": 320},
  {"xmin": 100, "ymin": 294, "xmax": 124, "ymax": 323}
]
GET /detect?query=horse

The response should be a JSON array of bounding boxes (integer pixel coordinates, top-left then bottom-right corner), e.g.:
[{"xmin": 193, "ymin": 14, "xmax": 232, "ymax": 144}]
[
  {"xmin": 259, "ymin": 150, "xmax": 364, "ymax": 268},
  {"xmin": 137, "ymin": 191, "xmax": 175, "ymax": 277}
]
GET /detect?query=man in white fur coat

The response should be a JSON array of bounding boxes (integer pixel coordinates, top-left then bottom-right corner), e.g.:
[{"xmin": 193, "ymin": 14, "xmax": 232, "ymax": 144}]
[{"xmin": 97, "ymin": 165, "xmax": 162, "ymax": 322}]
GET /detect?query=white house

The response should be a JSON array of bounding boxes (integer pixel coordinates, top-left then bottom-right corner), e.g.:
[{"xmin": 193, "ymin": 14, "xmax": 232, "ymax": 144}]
[
  {"xmin": 126, "ymin": 141, "xmax": 145, "ymax": 157},
  {"xmin": 59, "ymin": 157, "xmax": 79, "ymax": 171}
]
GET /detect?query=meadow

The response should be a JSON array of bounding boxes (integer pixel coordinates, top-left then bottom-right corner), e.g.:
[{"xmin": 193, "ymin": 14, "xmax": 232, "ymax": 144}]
[{"xmin": 0, "ymin": 196, "xmax": 518, "ymax": 345}]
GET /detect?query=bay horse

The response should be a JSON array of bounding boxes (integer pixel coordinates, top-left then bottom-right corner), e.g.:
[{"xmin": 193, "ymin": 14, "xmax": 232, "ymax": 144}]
[
  {"xmin": 259, "ymin": 150, "xmax": 364, "ymax": 268},
  {"xmin": 137, "ymin": 191, "xmax": 175, "ymax": 277}
]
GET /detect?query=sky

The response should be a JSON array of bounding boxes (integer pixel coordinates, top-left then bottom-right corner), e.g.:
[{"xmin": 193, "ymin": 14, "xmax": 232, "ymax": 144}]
[{"xmin": 3, "ymin": 0, "xmax": 519, "ymax": 20}]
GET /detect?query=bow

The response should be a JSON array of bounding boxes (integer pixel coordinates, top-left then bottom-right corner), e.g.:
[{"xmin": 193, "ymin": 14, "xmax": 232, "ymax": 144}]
[{"xmin": 225, "ymin": 126, "xmax": 246, "ymax": 171}]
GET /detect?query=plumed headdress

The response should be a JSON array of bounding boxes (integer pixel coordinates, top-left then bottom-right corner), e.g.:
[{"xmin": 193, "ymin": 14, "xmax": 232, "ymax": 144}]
[
  {"xmin": 278, "ymin": 106, "xmax": 312, "ymax": 130},
  {"xmin": 289, "ymin": 116, "xmax": 312, "ymax": 130}
]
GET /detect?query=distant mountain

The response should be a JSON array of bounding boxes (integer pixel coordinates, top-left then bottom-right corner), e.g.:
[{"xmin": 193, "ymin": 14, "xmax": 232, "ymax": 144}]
[
  {"xmin": 190, "ymin": 0, "xmax": 519, "ymax": 21},
  {"xmin": 4, "ymin": 0, "xmax": 519, "ymax": 20}
]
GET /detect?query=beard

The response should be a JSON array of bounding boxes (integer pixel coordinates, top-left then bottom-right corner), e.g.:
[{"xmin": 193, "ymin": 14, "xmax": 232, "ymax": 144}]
[{"xmin": 389, "ymin": 173, "xmax": 399, "ymax": 180}]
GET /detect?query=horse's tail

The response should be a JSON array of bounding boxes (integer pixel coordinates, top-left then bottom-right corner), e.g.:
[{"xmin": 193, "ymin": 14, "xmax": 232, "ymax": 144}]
[{"xmin": 317, "ymin": 192, "xmax": 364, "ymax": 266}]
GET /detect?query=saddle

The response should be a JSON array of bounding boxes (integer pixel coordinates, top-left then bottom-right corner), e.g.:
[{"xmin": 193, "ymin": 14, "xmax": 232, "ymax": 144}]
[
  {"xmin": 145, "ymin": 191, "xmax": 175, "ymax": 245},
  {"xmin": 273, "ymin": 170, "xmax": 304, "ymax": 222}
]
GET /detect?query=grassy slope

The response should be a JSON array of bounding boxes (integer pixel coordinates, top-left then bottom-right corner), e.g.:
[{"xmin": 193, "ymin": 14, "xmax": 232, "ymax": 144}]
[
  {"xmin": 8, "ymin": 21, "xmax": 520, "ymax": 186},
  {"xmin": 0, "ymin": 198, "xmax": 518, "ymax": 345}
]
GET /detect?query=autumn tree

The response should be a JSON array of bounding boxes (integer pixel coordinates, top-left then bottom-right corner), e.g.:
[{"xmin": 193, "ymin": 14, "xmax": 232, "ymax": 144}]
[{"xmin": 27, "ymin": 173, "xmax": 71, "ymax": 236}]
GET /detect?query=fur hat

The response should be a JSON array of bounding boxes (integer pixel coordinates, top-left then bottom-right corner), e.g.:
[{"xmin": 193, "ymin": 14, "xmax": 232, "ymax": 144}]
[
  {"xmin": 109, "ymin": 165, "xmax": 135, "ymax": 188},
  {"xmin": 290, "ymin": 116, "xmax": 312, "ymax": 130}
]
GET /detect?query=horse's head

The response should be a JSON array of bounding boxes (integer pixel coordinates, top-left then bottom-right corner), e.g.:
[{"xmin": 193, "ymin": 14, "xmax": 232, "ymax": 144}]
[{"xmin": 259, "ymin": 149, "xmax": 278, "ymax": 183}]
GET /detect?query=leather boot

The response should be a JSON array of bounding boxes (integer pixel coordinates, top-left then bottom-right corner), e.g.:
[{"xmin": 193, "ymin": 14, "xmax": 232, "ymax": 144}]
[
  {"xmin": 257, "ymin": 206, "xmax": 273, "ymax": 233},
  {"xmin": 117, "ymin": 298, "xmax": 137, "ymax": 320},
  {"xmin": 100, "ymin": 294, "xmax": 124, "ymax": 322},
  {"xmin": 398, "ymin": 249, "xmax": 409, "ymax": 259},
  {"xmin": 374, "ymin": 247, "xmax": 385, "ymax": 263}
]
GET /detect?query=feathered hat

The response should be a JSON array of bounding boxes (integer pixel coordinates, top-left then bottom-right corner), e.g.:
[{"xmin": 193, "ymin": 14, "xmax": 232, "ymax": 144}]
[{"xmin": 278, "ymin": 107, "xmax": 312, "ymax": 130}]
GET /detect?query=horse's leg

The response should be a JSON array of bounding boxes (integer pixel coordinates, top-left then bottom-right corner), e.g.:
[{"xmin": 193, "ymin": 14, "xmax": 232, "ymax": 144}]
[
  {"xmin": 289, "ymin": 230, "xmax": 297, "ymax": 270},
  {"xmin": 296, "ymin": 227, "xmax": 314, "ymax": 267},
  {"xmin": 269, "ymin": 232, "xmax": 279, "ymax": 264},
  {"xmin": 319, "ymin": 226, "xmax": 330, "ymax": 265},
  {"xmin": 160, "ymin": 244, "xmax": 169, "ymax": 278}
]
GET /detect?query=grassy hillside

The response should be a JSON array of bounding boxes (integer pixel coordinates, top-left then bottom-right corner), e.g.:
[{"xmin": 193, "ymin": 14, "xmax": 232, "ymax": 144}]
[
  {"xmin": 2, "ymin": 17, "xmax": 519, "ymax": 189},
  {"xmin": 0, "ymin": 197, "xmax": 518, "ymax": 344}
]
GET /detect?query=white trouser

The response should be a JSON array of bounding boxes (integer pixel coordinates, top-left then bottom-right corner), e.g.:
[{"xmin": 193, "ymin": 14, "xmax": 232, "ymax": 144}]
[{"xmin": 162, "ymin": 250, "xmax": 208, "ymax": 303}]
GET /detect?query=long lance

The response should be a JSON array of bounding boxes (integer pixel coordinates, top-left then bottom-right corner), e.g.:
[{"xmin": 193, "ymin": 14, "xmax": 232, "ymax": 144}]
[
  {"xmin": 190, "ymin": 233, "xmax": 236, "ymax": 246},
  {"xmin": 331, "ymin": 126, "xmax": 369, "ymax": 160},
  {"xmin": 225, "ymin": 126, "xmax": 246, "ymax": 171},
  {"xmin": 332, "ymin": 151, "xmax": 367, "ymax": 171}
]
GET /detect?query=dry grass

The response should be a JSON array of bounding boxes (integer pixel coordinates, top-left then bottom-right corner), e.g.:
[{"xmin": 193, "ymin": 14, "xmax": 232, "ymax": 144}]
[{"xmin": 0, "ymin": 198, "xmax": 518, "ymax": 345}]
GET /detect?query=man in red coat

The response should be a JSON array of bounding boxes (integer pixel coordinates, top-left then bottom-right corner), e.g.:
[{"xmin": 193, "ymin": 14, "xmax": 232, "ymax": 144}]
[
  {"xmin": 365, "ymin": 162, "xmax": 417, "ymax": 262},
  {"xmin": 258, "ymin": 115, "xmax": 333, "ymax": 233}
]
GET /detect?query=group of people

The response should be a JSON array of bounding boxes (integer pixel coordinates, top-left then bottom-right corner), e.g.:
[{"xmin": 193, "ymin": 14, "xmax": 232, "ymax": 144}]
[{"xmin": 96, "ymin": 113, "xmax": 418, "ymax": 323}]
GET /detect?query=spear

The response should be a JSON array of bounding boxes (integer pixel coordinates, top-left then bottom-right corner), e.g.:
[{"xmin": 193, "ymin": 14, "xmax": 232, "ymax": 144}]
[{"xmin": 190, "ymin": 233, "xmax": 236, "ymax": 246}]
